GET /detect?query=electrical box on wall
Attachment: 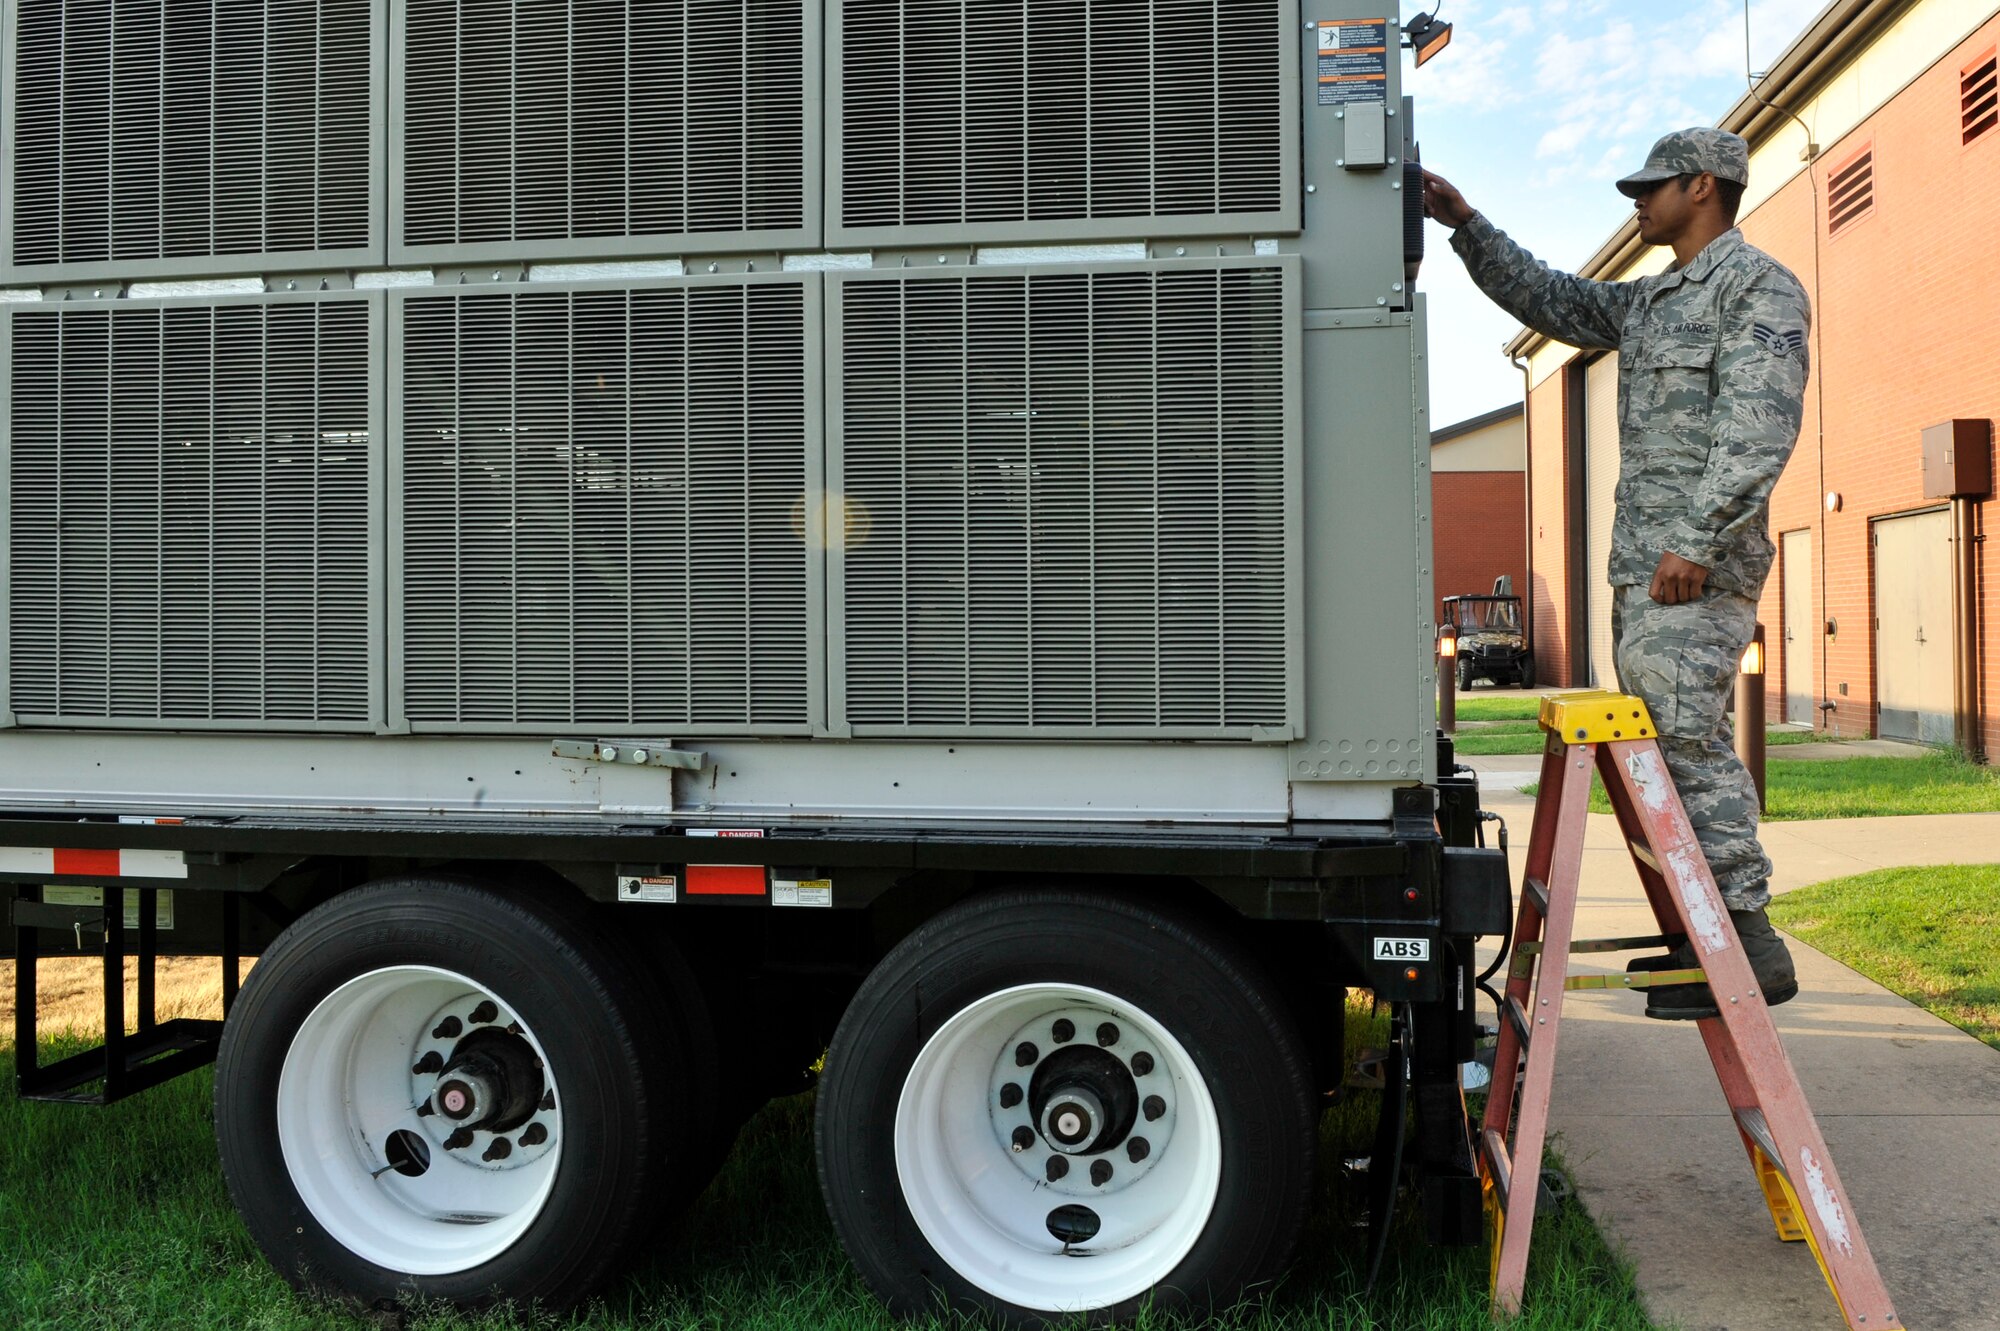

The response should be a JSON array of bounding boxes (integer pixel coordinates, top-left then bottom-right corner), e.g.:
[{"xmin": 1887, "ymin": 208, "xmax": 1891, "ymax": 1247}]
[{"xmin": 1920, "ymin": 419, "xmax": 1993, "ymax": 498}]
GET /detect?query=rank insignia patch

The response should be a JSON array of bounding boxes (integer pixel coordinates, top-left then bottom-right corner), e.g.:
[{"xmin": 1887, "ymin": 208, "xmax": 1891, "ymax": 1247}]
[{"xmin": 1750, "ymin": 323, "xmax": 1806, "ymax": 356}]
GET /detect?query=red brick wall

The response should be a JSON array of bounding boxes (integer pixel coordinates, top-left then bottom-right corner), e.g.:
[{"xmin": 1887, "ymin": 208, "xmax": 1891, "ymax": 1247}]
[
  {"xmin": 1526, "ymin": 372, "xmax": 1573, "ymax": 685},
  {"xmin": 1740, "ymin": 16, "xmax": 2000, "ymax": 752},
  {"xmin": 1525, "ymin": 15, "xmax": 2000, "ymax": 745},
  {"xmin": 1432, "ymin": 471, "xmax": 1527, "ymax": 608}
]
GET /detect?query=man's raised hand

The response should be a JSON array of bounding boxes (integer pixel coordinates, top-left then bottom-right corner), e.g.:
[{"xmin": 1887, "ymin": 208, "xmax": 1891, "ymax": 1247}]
[{"xmin": 1420, "ymin": 170, "xmax": 1474, "ymax": 229}]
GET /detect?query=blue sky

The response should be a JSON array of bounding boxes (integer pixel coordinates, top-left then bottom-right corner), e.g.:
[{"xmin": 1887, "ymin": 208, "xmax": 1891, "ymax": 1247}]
[{"xmin": 1401, "ymin": 0, "xmax": 1828, "ymax": 427}]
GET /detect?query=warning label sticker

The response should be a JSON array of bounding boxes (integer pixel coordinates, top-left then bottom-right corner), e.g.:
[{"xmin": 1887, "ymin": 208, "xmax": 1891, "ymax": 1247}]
[
  {"xmin": 772, "ymin": 878, "xmax": 833, "ymax": 908},
  {"xmin": 1317, "ymin": 18, "xmax": 1389, "ymax": 105},
  {"xmin": 618, "ymin": 875, "xmax": 679, "ymax": 904},
  {"xmin": 44, "ymin": 885, "xmax": 175, "ymax": 930}
]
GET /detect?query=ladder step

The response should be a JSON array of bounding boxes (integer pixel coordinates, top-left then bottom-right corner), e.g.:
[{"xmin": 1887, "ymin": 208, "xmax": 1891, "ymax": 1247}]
[
  {"xmin": 1630, "ymin": 841, "xmax": 1660, "ymax": 873},
  {"xmin": 1565, "ymin": 967, "xmax": 1706, "ymax": 991},
  {"xmin": 1480, "ymin": 1127, "xmax": 1513, "ymax": 1208},
  {"xmin": 1734, "ymin": 1108, "xmax": 1784, "ymax": 1179},
  {"xmin": 1503, "ymin": 996, "xmax": 1536, "ymax": 1047},
  {"xmin": 1522, "ymin": 877, "xmax": 1549, "ymax": 917}
]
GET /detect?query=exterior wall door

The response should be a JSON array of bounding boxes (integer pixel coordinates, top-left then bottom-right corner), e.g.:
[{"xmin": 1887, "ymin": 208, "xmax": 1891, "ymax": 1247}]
[
  {"xmin": 1781, "ymin": 529, "xmax": 1813, "ymax": 725},
  {"xmin": 1583, "ymin": 354, "xmax": 1620, "ymax": 688},
  {"xmin": 1872, "ymin": 509, "xmax": 1954, "ymax": 744}
]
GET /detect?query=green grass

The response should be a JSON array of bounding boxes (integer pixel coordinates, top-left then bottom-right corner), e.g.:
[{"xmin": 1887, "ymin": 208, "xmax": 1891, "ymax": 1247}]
[
  {"xmin": 1522, "ymin": 752, "xmax": 2000, "ymax": 820},
  {"xmin": 0, "ymin": 1014, "xmax": 1661, "ymax": 1331},
  {"xmin": 1450, "ymin": 696, "xmax": 1543, "ymax": 723},
  {"xmin": 1461, "ymin": 725, "xmax": 1829, "ymax": 758},
  {"xmin": 1770, "ymin": 864, "xmax": 2000, "ymax": 1049}
]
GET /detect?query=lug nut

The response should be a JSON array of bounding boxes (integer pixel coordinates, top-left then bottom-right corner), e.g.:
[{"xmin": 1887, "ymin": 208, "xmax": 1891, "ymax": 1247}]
[
  {"xmin": 412, "ymin": 1051, "xmax": 443, "ymax": 1075},
  {"xmin": 520, "ymin": 1123, "xmax": 548, "ymax": 1147},
  {"xmin": 430, "ymin": 1016, "xmax": 463, "ymax": 1040},
  {"xmin": 1096, "ymin": 1022, "xmax": 1120, "ymax": 1047},
  {"xmin": 442, "ymin": 1127, "xmax": 474, "ymax": 1151},
  {"xmin": 999, "ymin": 1082, "xmax": 1023, "ymax": 1109},
  {"xmin": 1045, "ymin": 1155, "xmax": 1069, "ymax": 1182},
  {"xmin": 482, "ymin": 1137, "xmax": 513, "ymax": 1162},
  {"xmin": 1130, "ymin": 1051, "xmax": 1154, "ymax": 1076},
  {"xmin": 1012, "ymin": 1125, "xmax": 1035, "ymax": 1153},
  {"xmin": 469, "ymin": 1001, "xmax": 499, "ymax": 1025},
  {"xmin": 540, "ymin": 1090, "xmax": 557, "ymax": 1112},
  {"xmin": 1015, "ymin": 1041, "xmax": 1039, "ymax": 1067},
  {"xmin": 1143, "ymin": 1095, "xmax": 1166, "ymax": 1121},
  {"xmin": 1051, "ymin": 1018, "xmax": 1075, "ymax": 1043},
  {"xmin": 1127, "ymin": 1136, "xmax": 1151, "ymax": 1163},
  {"xmin": 1090, "ymin": 1160, "xmax": 1113, "ymax": 1187},
  {"xmin": 415, "ymin": 1099, "xmax": 435, "ymax": 1118}
]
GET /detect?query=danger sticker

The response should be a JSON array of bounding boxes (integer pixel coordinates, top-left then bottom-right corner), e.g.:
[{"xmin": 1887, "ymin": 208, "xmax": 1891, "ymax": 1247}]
[
  {"xmin": 44, "ymin": 885, "xmax": 175, "ymax": 930},
  {"xmin": 618, "ymin": 875, "xmax": 679, "ymax": 904},
  {"xmin": 1317, "ymin": 18, "xmax": 1389, "ymax": 105},
  {"xmin": 772, "ymin": 878, "xmax": 833, "ymax": 908}
]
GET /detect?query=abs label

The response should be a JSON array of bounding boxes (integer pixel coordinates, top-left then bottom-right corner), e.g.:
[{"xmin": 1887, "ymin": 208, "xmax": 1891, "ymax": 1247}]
[{"xmin": 1372, "ymin": 936, "xmax": 1429, "ymax": 962}]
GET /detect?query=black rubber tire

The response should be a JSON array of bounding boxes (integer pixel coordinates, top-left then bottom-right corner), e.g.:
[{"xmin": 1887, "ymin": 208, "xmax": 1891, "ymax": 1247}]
[
  {"xmin": 1457, "ymin": 659, "xmax": 1476, "ymax": 692},
  {"xmin": 214, "ymin": 877, "xmax": 703, "ymax": 1311},
  {"xmin": 815, "ymin": 890, "xmax": 1316, "ymax": 1326},
  {"xmin": 1518, "ymin": 656, "xmax": 1537, "ymax": 690}
]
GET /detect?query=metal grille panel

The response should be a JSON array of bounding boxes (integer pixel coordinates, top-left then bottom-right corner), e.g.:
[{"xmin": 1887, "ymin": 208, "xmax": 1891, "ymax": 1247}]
[
  {"xmin": 8, "ymin": 298, "xmax": 376, "ymax": 725},
  {"xmin": 398, "ymin": 280, "xmax": 814, "ymax": 731},
  {"xmin": 836, "ymin": 263, "xmax": 1292, "ymax": 733},
  {"xmin": 7, "ymin": 0, "xmax": 375, "ymax": 274},
  {"xmin": 837, "ymin": 0, "xmax": 1289, "ymax": 238},
  {"xmin": 400, "ymin": 0, "xmax": 808, "ymax": 255}
]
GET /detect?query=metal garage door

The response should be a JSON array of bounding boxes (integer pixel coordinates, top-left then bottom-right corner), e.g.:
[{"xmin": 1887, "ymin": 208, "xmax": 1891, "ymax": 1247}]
[
  {"xmin": 1872, "ymin": 509, "xmax": 1953, "ymax": 744},
  {"xmin": 1583, "ymin": 354, "xmax": 1620, "ymax": 688}
]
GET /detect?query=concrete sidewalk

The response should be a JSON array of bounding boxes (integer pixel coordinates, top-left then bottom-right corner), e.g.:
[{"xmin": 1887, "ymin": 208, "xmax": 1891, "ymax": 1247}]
[{"xmin": 1473, "ymin": 778, "xmax": 2000, "ymax": 1331}]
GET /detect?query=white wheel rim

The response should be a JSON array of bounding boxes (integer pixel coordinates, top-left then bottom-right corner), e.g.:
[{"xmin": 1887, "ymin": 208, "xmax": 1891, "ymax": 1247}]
[
  {"xmin": 276, "ymin": 965, "xmax": 563, "ymax": 1275},
  {"xmin": 894, "ymin": 983, "xmax": 1222, "ymax": 1312}
]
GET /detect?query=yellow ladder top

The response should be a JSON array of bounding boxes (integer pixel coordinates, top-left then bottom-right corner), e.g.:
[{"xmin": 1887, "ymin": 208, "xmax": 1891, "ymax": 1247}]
[{"xmin": 1538, "ymin": 690, "xmax": 1658, "ymax": 744}]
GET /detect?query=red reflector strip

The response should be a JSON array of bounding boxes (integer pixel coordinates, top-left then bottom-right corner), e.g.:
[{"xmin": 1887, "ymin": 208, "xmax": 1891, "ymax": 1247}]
[
  {"xmin": 53, "ymin": 848, "xmax": 122, "ymax": 877},
  {"xmin": 685, "ymin": 864, "xmax": 767, "ymax": 897}
]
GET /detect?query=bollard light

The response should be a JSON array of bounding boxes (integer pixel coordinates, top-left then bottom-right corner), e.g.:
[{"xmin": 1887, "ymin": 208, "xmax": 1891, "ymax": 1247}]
[
  {"xmin": 1437, "ymin": 624, "xmax": 1458, "ymax": 736},
  {"xmin": 1735, "ymin": 624, "xmax": 1767, "ymax": 813}
]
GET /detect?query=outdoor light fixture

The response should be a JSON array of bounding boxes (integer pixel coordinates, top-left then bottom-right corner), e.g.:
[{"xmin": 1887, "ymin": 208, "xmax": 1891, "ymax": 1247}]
[
  {"xmin": 1436, "ymin": 624, "xmax": 1458, "ymax": 735},
  {"xmin": 1739, "ymin": 636, "xmax": 1765, "ymax": 675},
  {"xmin": 1437, "ymin": 624, "xmax": 1458, "ymax": 658},
  {"xmin": 1404, "ymin": 9, "xmax": 1453, "ymax": 67},
  {"xmin": 1736, "ymin": 625, "xmax": 1767, "ymax": 812}
]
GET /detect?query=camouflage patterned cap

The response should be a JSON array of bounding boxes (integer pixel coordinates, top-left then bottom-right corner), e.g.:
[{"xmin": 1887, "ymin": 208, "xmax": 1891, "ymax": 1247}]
[{"xmin": 1615, "ymin": 128, "xmax": 1751, "ymax": 198}]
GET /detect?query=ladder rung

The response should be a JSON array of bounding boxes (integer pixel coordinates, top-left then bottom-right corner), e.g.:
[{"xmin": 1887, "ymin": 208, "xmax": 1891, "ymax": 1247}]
[
  {"xmin": 1630, "ymin": 841, "xmax": 1660, "ymax": 873},
  {"xmin": 1503, "ymin": 996, "xmax": 1535, "ymax": 1047},
  {"xmin": 1522, "ymin": 877, "xmax": 1550, "ymax": 917},
  {"xmin": 1480, "ymin": 1128, "xmax": 1513, "ymax": 1208},
  {"xmin": 1565, "ymin": 967, "xmax": 1706, "ymax": 991},
  {"xmin": 1569, "ymin": 933, "xmax": 1684, "ymax": 955},
  {"xmin": 1735, "ymin": 1108, "xmax": 1785, "ymax": 1178}
]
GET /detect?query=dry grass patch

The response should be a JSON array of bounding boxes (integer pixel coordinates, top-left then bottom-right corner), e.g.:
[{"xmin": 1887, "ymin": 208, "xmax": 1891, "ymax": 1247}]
[{"xmin": 0, "ymin": 956, "xmax": 252, "ymax": 1037}]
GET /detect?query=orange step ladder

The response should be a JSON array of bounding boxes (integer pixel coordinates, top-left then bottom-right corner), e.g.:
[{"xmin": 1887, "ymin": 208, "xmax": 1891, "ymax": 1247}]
[{"xmin": 1477, "ymin": 690, "xmax": 1901, "ymax": 1329}]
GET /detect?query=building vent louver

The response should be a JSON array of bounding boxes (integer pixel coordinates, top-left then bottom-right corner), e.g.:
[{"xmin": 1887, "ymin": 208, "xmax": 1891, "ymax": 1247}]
[
  {"xmin": 1964, "ymin": 49, "xmax": 1998, "ymax": 145},
  {"xmin": 834, "ymin": 261, "xmax": 1296, "ymax": 735},
  {"xmin": 397, "ymin": 280, "xmax": 816, "ymax": 732},
  {"xmin": 7, "ymin": 297, "xmax": 376, "ymax": 727},
  {"xmin": 1826, "ymin": 146, "xmax": 1874, "ymax": 235},
  {"xmin": 834, "ymin": 0, "xmax": 1292, "ymax": 244},
  {"xmin": 399, "ymin": 0, "xmax": 811, "ymax": 260},
  {"xmin": 5, "ymin": 0, "xmax": 377, "ymax": 279}
]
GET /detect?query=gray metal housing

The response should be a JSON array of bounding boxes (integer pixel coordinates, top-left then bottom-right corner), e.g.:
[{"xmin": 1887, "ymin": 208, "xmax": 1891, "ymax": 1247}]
[{"xmin": 0, "ymin": 0, "xmax": 1436, "ymax": 826}]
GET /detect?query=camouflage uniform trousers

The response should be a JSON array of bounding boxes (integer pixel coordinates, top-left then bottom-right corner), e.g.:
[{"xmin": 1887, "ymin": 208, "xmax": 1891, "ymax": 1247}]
[{"xmin": 1611, "ymin": 582, "xmax": 1772, "ymax": 911}]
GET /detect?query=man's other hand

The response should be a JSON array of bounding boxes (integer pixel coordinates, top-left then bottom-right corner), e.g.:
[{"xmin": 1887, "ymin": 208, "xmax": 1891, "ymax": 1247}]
[
  {"xmin": 1420, "ymin": 170, "xmax": 1474, "ymax": 229},
  {"xmin": 1650, "ymin": 551, "xmax": 1711, "ymax": 604}
]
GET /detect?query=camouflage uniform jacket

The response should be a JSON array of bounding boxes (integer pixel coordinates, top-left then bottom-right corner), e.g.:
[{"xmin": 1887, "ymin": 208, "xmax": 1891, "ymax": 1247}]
[{"xmin": 1451, "ymin": 215, "xmax": 1811, "ymax": 595}]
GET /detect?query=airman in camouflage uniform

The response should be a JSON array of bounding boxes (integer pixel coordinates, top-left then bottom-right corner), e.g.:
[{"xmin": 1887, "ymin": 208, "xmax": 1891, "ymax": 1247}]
[{"xmin": 1423, "ymin": 130, "xmax": 1811, "ymax": 1016}]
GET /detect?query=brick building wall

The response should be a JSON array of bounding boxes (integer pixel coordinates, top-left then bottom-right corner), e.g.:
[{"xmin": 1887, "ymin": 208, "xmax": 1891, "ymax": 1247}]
[
  {"xmin": 1519, "ymin": 13, "xmax": 1999, "ymax": 745},
  {"xmin": 1741, "ymin": 17, "xmax": 1999, "ymax": 752},
  {"xmin": 1432, "ymin": 471, "xmax": 1527, "ymax": 607}
]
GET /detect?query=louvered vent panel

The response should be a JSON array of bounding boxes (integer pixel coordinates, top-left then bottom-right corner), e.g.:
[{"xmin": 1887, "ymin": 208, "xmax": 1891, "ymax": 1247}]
[
  {"xmin": 1964, "ymin": 49, "xmax": 1997, "ymax": 145},
  {"xmin": 838, "ymin": 265, "xmax": 1291, "ymax": 733},
  {"xmin": 8, "ymin": 300, "xmax": 374, "ymax": 725},
  {"xmin": 1827, "ymin": 148, "xmax": 1874, "ymax": 234},
  {"xmin": 399, "ymin": 282, "xmax": 812, "ymax": 730},
  {"xmin": 402, "ymin": 0, "xmax": 806, "ymax": 251},
  {"xmin": 8, "ymin": 0, "xmax": 374, "ymax": 272},
  {"xmin": 839, "ymin": 0, "xmax": 1287, "ymax": 234}
]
